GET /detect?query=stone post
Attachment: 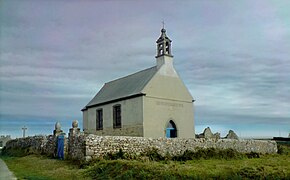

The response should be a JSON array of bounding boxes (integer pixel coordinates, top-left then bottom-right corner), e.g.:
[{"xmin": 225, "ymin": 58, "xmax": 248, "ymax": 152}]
[
  {"xmin": 69, "ymin": 120, "xmax": 80, "ymax": 137},
  {"xmin": 53, "ymin": 122, "xmax": 63, "ymax": 137},
  {"xmin": 68, "ymin": 120, "xmax": 80, "ymax": 159}
]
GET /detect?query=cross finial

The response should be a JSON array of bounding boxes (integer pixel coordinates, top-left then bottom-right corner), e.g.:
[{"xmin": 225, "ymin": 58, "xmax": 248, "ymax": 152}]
[{"xmin": 162, "ymin": 20, "xmax": 165, "ymax": 29}]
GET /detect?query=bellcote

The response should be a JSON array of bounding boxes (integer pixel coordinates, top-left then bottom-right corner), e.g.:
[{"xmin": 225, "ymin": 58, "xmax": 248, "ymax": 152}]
[
  {"xmin": 155, "ymin": 27, "xmax": 174, "ymax": 69},
  {"xmin": 155, "ymin": 28, "xmax": 173, "ymax": 58}
]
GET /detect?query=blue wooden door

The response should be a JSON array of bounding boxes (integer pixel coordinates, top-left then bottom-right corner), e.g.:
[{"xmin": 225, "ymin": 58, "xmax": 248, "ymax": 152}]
[{"xmin": 166, "ymin": 128, "xmax": 174, "ymax": 138}]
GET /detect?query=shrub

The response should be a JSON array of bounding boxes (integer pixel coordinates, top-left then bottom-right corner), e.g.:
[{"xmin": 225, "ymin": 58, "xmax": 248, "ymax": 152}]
[
  {"xmin": 277, "ymin": 144, "xmax": 290, "ymax": 155},
  {"xmin": 221, "ymin": 148, "xmax": 247, "ymax": 159},
  {"xmin": 172, "ymin": 148, "xmax": 247, "ymax": 161},
  {"xmin": 246, "ymin": 152, "xmax": 260, "ymax": 158},
  {"xmin": 143, "ymin": 148, "xmax": 165, "ymax": 161},
  {"xmin": 1, "ymin": 147, "xmax": 33, "ymax": 157},
  {"xmin": 236, "ymin": 166, "xmax": 287, "ymax": 179},
  {"xmin": 238, "ymin": 167, "xmax": 264, "ymax": 179},
  {"xmin": 104, "ymin": 149, "xmax": 126, "ymax": 160},
  {"xmin": 95, "ymin": 147, "xmax": 258, "ymax": 162},
  {"xmin": 172, "ymin": 150, "xmax": 195, "ymax": 161}
]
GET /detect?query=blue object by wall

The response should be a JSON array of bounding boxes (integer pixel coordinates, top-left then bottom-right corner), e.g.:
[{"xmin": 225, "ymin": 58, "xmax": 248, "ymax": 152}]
[{"xmin": 57, "ymin": 135, "xmax": 64, "ymax": 160}]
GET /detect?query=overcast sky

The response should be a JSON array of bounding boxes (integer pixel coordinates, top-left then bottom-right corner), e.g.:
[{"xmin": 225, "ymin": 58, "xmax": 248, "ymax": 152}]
[{"xmin": 0, "ymin": 0, "xmax": 289, "ymax": 138}]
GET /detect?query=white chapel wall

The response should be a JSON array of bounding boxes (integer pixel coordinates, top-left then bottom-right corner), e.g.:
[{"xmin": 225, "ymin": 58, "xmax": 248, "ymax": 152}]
[
  {"xmin": 143, "ymin": 96, "xmax": 194, "ymax": 138},
  {"xmin": 85, "ymin": 96, "xmax": 144, "ymax": 136},
  {"xmin": 142, "ymin": 64, "xmax": 193, "ymax": 102},
  {"xmin": 142, "ymin": 62, "xmax": 195, "ymax": 138}
]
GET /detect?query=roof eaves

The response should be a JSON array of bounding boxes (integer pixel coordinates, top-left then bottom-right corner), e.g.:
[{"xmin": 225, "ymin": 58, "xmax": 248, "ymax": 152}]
[{"xmin": 83, "ymin": 93, "xmax": 146, "ymax": 110}]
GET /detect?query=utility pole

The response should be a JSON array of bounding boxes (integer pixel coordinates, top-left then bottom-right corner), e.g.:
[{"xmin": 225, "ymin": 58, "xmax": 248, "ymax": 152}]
[{"xmin": 22, "ymin": 126, "xmax": 27, "ymax": 138}]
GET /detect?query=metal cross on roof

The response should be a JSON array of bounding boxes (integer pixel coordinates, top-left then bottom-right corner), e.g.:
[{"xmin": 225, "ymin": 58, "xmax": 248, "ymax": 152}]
[{"xmin": 162, "ymin": 20, "xmax": 165, "ymax": 29}]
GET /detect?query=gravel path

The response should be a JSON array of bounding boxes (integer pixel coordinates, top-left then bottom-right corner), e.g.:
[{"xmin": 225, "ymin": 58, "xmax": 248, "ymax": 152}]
[{"xmin": 0, "ymin": 158, "xmax": 17, "ymax": 180}]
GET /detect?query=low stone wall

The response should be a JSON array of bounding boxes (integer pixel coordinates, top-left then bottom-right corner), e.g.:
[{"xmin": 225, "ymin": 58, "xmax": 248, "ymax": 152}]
[
  {"xmin": 5, "ymin": 135, "xmax": 68, "ymax": 157},
  {"xmin": 0, "ymin": 135, "xmax": 12, "ymax": 148},
  {"xmin": 5, "ymin": 136, "xmax": 48, "ymax": 153},
  {"xmin": 4, "ymin": 134, "xmax": 278, "ymax": 162},
  {"xmin": 83, "ymin": 135, "xmax": 277, "ymax": 161},
  {"xmin": 42, "ymin": 135, "xmax": 57, "ymax": 156}
]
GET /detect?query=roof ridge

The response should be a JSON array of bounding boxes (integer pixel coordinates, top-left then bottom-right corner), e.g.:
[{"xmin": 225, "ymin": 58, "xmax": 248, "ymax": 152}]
[{"xmin": 105, "ymin": 66, "xmax": 157, "ymax": 84}]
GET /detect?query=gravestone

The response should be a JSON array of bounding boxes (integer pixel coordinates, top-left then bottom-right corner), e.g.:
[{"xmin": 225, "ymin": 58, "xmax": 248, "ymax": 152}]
[
  {"xmin": 197, "ymin": 127, "xmax": 214, "ymax": 138},
  {"xmin": 213, "ymin": 132, "xmax": 221, "ymax": 140},
  {"xmin": 225, "ymin": 130, "xmax": 239, "ymax": 140},
  {"xmin": 203, "ymin": 127, "xmax": 214, "ymax": 138}
]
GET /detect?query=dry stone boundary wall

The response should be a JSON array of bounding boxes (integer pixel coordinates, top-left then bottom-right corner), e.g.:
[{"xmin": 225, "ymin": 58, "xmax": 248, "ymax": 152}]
[
  {"xmin": 5, "ymin": 134, "xmax": 277, "ymax": 161},
  {"xmin": 83, "ymin": 135, "xmax": 277, "ymax": 161},
  {"xmin": 5, "ymin": 135, "xmax": 67, "ymax": 157}
]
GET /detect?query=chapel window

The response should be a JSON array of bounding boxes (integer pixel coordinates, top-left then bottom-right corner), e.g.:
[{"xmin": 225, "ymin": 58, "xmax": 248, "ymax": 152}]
[
  {"xmin": 113, "ymin": 104, "xmax": 121, "ymax": 128},
  {"xmin": 96, "ymin": 109, "xmax": 103, "ymax": 130}
]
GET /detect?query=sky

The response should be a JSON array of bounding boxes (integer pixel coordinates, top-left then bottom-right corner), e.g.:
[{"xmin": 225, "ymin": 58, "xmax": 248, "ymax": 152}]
[{"xmin": 0, "ymin": 0, "xmax": 289, "ymax": 138}]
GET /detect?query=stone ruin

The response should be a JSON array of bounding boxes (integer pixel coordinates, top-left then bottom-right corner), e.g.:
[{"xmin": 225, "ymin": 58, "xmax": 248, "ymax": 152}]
[
  {"xmin": 225, "ymin": 130, "xmax": 239, "ymax": 140},
  {"xmin": 196, "ymin": 127, "xmax": 239, "ymax": 140},
  {"xmin": 196, "ymin": 127, "xmax": 220, "ymax": 139}
]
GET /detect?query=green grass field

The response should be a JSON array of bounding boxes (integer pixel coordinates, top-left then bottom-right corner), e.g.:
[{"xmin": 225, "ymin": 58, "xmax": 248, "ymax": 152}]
[
  {"xmin": 0, "ymin": 155, "xmax": 90, "ymax": 180},
  {"xmin": 1, "ymin": 145, "xmax": 289, "ymax": 179},
  {"xmin": 84, "ymin": 153, "xmax": 290, "ymax": 179}
]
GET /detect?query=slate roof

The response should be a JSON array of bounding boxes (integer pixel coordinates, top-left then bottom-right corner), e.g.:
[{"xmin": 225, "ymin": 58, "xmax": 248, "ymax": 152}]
[{"xmin": 84, "ymin": 66, "xmax": 158, "ymax": 109}]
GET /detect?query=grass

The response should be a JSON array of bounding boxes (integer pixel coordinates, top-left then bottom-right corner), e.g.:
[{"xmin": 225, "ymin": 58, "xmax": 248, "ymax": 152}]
[
  {"xmin": 85, "ymin": 154, "xmax": 290, "ymax": 179},
  {"xmin": 1, "ymin": 145, "xmax": 289, "ymax": 179},
  {"xmin": 0, "ymin": 155, "xmax": 90, "ymax": 180}
]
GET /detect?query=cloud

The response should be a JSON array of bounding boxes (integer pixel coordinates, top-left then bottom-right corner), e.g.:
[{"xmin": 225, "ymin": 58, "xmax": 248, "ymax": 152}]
[{"xmin": 0, "ymin": 0, "xmax": 289, "ymax": 137}]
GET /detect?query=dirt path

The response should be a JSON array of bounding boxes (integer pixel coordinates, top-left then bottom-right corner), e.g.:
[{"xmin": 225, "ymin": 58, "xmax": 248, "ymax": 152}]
[{"xmin": 0, "ymin": 158, "xmax": 17, "ymax": 180}]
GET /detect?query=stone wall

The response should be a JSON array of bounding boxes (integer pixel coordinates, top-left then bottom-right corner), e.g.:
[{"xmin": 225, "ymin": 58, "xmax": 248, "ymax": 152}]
[
  {"xmin": 5, "ymin": 135, "xmax": 68, "ymax": 157},
  {"xmin": 4, "ymin": 133, "xmax": 278, "ymax": 162},
  {"xmin": 68, "ymin": 133, "xmax": 85, "ymax": 160},
  {"xmin": 0, "ymin": 135, "xmax": 12, "ymax": 148},
  {"xmin": 83, "ymin": 135, "xmax": 277, "ymax": 161},
  {"xmin": 5, "ymin": 136, "xmax": 47, "ymax": 153},
  {"xmin": 42, "ymin": 135, "xmax": 57, "ymax": 156},
  {"xmin": 42, "ymin": 135, "xmax": 68, "ymax": 157}
]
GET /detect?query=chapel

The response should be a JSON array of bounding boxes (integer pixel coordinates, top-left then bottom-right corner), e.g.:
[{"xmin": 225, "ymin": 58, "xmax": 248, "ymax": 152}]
[{"xmin": 82, "ymin": 28, "xmax": 195, "ymax": 138}]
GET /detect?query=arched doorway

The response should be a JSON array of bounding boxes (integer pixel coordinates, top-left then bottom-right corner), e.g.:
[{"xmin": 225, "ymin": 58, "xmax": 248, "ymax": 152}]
[{"xmin": 166, "ymin": 120, "xmax": 177, "ymax": 138}]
